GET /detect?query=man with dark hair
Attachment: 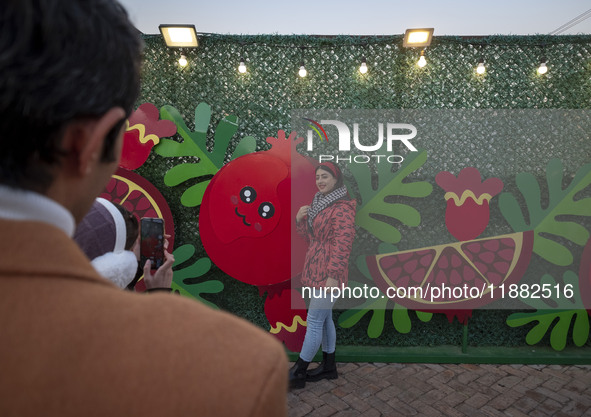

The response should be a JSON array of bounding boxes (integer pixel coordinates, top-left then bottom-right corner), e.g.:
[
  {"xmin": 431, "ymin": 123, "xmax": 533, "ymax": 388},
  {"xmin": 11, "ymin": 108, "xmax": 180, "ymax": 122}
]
[{"xmin": 0, "ymin": 1, "xmax": 288, "ymax": 416}]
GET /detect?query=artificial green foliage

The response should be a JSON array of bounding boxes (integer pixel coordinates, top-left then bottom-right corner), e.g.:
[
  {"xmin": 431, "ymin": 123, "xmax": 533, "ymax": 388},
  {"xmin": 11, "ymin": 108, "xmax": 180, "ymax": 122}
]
[
  {"xmin": 499, "ymin": 159, "xmax": 591, "ymax": 266},
  {"xmin": 137, "ymin": 33, "xmax": 591, "ymax": 349},
  {"xmin": 352, "ymin": 149, "xmax": 432, "ymax": 244},
  {"xmin": 154, "ymin": 103, "xmax": 256, "ymax": 207},
  {"xmin": 170, "ymin": 244, "xmax": 224, "ymax": 309},
  {"xmin": 506, "ymin": 271, "xmax": 590, "ymax": 351}
]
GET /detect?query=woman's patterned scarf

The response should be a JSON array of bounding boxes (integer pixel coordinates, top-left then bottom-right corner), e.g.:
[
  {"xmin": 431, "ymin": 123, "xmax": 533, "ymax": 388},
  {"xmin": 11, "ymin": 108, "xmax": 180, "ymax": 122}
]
[{"xmin": 307, "ymin": 185, "xmax": 348, "ymax": 228}]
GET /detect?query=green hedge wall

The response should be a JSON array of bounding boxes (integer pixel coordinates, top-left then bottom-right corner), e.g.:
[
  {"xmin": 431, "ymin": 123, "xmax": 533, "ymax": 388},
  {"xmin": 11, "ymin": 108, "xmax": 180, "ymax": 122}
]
[{"xmin": 135, "ymin": 34, "xmax": 591, "ymax": 349}]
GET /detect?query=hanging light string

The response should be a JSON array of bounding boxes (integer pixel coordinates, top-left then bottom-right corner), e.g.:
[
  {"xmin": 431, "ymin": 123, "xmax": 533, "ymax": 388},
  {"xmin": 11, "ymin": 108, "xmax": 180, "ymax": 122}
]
[
  {"xmin": 165, "ymin": 32, "xmax": 591, "ymax": 51},
  {"xmin": 417, "ymin": 50, "xmax": 427, "ymax": 68},
  {"xmin": 237, "ymin": 41, "xmax": 247, "ymax": 73},
  {"xmin": 476, "ymin": 58, "xmax": 485, "ymax": 75},
  {"xmin": 359, "ymin": 56, "xmax": 368, "ymax": 74},
  {"xmin": 238, "ymin": 56, "xmax": 247, "ymax": 73},
  {"xmin": 157, "ymin": 33, "xmax": 588, "ymax": 75},
  {"xmin": 298, "ymin": 46, "xmax": 307, "ymax": 77}
]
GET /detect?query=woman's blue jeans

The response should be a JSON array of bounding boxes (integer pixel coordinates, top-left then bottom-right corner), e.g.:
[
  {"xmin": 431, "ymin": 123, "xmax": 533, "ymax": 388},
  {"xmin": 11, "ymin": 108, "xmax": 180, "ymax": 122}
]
[{"xmin": 299, "ymin": 290, "xmax": 336, "ymax": 362}]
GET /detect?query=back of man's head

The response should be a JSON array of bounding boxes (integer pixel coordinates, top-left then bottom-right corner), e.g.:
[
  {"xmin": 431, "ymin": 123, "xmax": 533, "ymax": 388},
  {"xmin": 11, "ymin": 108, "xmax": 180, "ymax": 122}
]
[{"xmin": 0, "ymin": 0, "xmax": 143, "ymax": 193}]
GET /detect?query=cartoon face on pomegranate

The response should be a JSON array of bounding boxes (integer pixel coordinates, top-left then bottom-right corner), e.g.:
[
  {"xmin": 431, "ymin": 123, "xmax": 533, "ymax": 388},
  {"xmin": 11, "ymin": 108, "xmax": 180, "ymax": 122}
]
[
  {"xmin": 207, "ymin": 153, "xmax": 287, "ymax": 244},
  {"xmin": 199, "ymin": 131, "xmax": 317, "ymax": 287}
]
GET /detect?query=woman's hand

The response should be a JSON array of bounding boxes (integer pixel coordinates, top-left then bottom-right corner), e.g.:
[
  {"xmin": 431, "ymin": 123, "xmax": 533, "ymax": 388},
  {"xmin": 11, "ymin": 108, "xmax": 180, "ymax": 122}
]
[
  {"xmin": 325, "ymin": 277, "xmax": 339, "ymax": 288},
  {"xmin": 143, "ymin": 249, "xmax": 175, "ymax": 290},
  {"xmin": 296, "ymin": 205, "xmax": 310, "ymax": 223}
]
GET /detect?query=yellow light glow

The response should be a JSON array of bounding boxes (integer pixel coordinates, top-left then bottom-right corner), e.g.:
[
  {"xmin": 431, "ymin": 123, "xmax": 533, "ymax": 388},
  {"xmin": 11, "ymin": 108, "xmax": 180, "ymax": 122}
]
[
  {"xmin": 168, "ymin": 28, "xmax": 193, "ymax": 43},
  {"xmin": 476, "ymin": 62, "xmax": 485, "ymax": 75},
  {"xmin": 359, "ymin": 57, "xmax": 368, "ymax": 74},
  {"xmin": 408, "ymin": 32, "xmax": 429, "ymax": 44},
  {"xmin": 403, "ymin": 28, "xmax": 434, "ymax": 47},
  {"xmin": 159, "ymin": 25, "xmax": 198, "ymax": 48},
  {"xmin": 238, "ymin": 59, "xmax": 247, "ymax": 74}
]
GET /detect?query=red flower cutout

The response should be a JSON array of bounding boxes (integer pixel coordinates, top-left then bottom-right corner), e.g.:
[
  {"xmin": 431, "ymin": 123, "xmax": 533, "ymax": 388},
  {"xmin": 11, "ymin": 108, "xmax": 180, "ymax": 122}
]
[
  {"xmin": 436, "ymin": 167, "xmax": 503, "ymax": 241},
  {"xmin": 120, "ymin": 103, "xmax": 177, "ymax": 170}
]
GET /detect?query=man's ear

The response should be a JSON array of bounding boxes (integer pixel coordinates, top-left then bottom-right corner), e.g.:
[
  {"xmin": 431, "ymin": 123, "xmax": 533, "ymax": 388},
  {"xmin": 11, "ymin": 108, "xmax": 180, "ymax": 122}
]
[{"xmin": 75, "ymin": 107, "xmax": 126, "ymax": 176}]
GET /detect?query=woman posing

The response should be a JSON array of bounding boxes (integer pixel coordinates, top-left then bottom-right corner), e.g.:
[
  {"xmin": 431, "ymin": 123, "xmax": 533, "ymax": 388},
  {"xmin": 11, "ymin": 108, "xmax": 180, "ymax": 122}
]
[{"xmin": 290, "ymin": 161, "xmax": 356, "ymax": 389}]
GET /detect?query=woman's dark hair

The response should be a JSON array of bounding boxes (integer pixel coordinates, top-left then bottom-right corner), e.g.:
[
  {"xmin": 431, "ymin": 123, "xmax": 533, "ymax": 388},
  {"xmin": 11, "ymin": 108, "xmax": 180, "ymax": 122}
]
[
  {"xmin": 113, "ymin": 203, "xmax": 139, "ymax": 251},
  {"xmin": 316, "ymin": 162, "xmax": 345, "ymax": 189},
  {"xmin": 0, "ymin": 0, "xmax": 143, "ymax": 192}
]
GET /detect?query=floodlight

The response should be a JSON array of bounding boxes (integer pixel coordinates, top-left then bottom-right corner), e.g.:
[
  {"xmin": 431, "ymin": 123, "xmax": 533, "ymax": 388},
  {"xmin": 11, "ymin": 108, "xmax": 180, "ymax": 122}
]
[
  {"xmin": 159, "ymin": 24, "xmax": 198, "ymax": 48},
  {"xmin": 403, "ymin": 28, "xmax": 434, "ymax": 48}
]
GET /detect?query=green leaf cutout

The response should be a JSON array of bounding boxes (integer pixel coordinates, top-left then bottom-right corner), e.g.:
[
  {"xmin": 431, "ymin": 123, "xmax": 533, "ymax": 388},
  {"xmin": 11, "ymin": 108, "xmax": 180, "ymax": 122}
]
[
  {"xmin": 352, "ymin": 149, "xmax": 433, "ymax": 244},
  {"xmin": 337, "ymin": 292, "xmax": 388, "ymax": 339},
  {"xmin": 507, "ymin": 310, "xmax": 589, "ymax": 351},
  {"xmin": 506, "ymin": 271, "xmax": 590, "ymax": 351},
  {"xmin": 499, "ymin": 159, "xmax": 591, "ymax": 266},
  {"xmin": 338, "ymin": 243, "xmax": 432, "ymax": 338},
  {"xmin": 170, "ymin": 244, "xmax": 224, "ymax": 309},
  {"xmin": 154, "ymin": 103, "xmax": 256, "ymax": 207}
]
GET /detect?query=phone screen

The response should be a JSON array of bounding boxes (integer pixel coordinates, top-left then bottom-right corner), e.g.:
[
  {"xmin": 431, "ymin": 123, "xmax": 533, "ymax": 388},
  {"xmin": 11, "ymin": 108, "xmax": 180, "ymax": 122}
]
[{"xmin": 140, "ymin": 217, "xmax": 164, "ymax": 270}]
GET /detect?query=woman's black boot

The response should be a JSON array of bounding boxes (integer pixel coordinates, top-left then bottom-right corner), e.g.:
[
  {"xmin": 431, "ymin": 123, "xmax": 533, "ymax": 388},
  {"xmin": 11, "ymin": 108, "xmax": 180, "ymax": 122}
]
[
  {"xmin": 306, "ymin": 351, "xmax": 338, "ymax": 382},
  {"xmin": 289, "ymin": 358, "xmax": 310, "ymax": 390}
]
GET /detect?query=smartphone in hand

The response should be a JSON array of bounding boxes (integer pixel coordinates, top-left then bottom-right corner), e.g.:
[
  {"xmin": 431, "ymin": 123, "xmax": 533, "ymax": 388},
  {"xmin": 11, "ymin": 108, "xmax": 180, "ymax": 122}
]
[{"xmin": 140, "ymin": 217, "xmax": 165, "ymax": 270}]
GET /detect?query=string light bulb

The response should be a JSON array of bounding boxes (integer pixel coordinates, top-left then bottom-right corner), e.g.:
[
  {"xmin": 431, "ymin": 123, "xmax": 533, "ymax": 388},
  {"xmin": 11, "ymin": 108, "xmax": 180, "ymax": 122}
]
[
  {"xmin": 238, "ymin": 57, "xmax": 247, "ymax": 74},
  {"xmin": 537, "ymin": 57, "xmax": 548, "ymax": 75},
  {"xmin": 359, "ymin": 57, "xmax": 368, "ymax": 74},
  {"xmin": 178, "ymin": 54, "xmax": 188, "ymax": 67},
  {"xmin": 476, "ymin": 58, "xmax": 485, "ymax": 75},
  {"xmin": 417, "ymin": 50, "xmax": 427, "ymax": 68},
  {"xmin": 298, "ymin": 61, "xmax": 307, "ymax": 78}
]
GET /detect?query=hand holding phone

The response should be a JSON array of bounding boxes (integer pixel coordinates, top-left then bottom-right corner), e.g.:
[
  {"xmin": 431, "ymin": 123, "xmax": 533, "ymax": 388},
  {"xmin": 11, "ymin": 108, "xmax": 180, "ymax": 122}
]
[{"xmin": 140, "ymin": 217, "xmax": 164, "ymax": 270}]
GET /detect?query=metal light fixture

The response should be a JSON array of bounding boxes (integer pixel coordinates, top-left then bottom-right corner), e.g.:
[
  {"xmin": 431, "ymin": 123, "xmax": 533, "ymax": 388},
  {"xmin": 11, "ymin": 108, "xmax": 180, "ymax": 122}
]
[
  {"xmin": 159, "ymin": 24, "xmax": 198, "ymax": 48},
  {"xmin": 403, "ymin": 28, "xmax": 434, "ymax": 48}
]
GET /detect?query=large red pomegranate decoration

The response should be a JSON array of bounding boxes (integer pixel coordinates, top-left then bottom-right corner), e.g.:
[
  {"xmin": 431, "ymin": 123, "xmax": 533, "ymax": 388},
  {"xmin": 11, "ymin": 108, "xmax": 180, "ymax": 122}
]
[
  {"xmin": 199, "ymin": 131, "xmax": 316, "ymax": 285},
  {"xmin": 199, "ymin": 130, "xmax": 317, "ymax": 351}
]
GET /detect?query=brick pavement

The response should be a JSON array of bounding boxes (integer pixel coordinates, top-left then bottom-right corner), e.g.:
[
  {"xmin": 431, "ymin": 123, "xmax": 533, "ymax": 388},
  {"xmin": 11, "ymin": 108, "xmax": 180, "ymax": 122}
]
[{"xmin": 288, "ymin": 362, "xmax": 591, "ymax": 417}]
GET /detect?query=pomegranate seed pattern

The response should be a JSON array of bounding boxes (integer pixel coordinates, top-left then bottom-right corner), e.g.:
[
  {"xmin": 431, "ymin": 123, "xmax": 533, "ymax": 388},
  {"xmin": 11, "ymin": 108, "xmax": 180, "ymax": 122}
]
[
  {"xmin": 100, "ymin": 168, "xmax": 175, "ymax": 251},
  {"xmin": 369, "ymin": 231, "xmax": 534, "ymax": 310}
]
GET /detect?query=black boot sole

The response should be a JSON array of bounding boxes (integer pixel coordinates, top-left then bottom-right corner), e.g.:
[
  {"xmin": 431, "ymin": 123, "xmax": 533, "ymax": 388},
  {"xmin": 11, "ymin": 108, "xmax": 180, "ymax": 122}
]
[
  {"xmin": 306, "ymin": 370, "xmax": 338, "ymax": 382},
  {"xmin": 289, "ymin": 379, "xmax": 306, "ymax": 390}
]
